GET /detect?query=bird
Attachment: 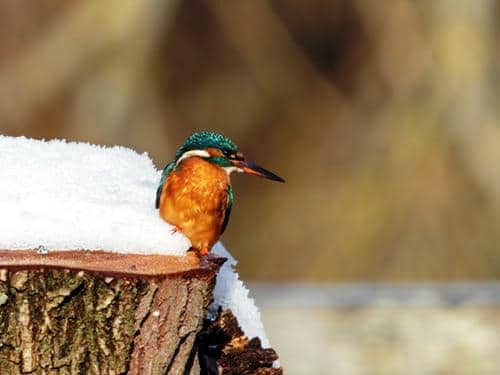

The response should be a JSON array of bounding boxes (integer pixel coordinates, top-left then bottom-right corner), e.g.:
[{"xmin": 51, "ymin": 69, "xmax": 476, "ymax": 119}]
[{"xmin": 156, "ymin": 131, "xmax": 284, "ymax": 256}]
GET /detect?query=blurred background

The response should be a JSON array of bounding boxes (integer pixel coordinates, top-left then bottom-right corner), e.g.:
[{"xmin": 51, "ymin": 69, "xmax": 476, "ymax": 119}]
[{"xmin": 2, "ymin": 0, "xmax": 500, "ymax": 372}]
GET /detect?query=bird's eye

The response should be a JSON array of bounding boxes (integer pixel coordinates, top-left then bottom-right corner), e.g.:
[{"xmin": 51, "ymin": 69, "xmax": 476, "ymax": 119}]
[{"xmin": 222, "ymin": 150, "xmax": 243, "ymax": 160}]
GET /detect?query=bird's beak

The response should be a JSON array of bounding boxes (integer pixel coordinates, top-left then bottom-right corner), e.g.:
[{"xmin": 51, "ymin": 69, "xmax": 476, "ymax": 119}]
[{"xmin": 232, "ymin": 160, "xmax": 285, "ymax": 183}]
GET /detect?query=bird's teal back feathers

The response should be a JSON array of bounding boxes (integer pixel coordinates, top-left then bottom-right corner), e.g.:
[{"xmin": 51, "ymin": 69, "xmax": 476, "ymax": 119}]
[
  {"xmin": 221, "ymin": 184, "xmax": 233, "ymax": 234},
  {"xmin": 155, "ymin": 161, "xmax": 175, "ymax": 209}
]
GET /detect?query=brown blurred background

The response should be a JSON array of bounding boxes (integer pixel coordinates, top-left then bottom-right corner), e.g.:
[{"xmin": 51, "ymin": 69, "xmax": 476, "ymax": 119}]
[
  {"xmin": 4, "ymin": 1, "xmax": 500, "ymax": 372},
  {"xmin": 3, "ymin": 0, "xmax": 499, "ymax": 282}
]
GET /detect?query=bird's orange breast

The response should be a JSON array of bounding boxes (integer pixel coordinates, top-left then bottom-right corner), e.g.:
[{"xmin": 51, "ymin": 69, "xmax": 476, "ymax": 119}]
[{"xmin": 159, "ymin": 157, "xmax": 230, "ymax": 251}]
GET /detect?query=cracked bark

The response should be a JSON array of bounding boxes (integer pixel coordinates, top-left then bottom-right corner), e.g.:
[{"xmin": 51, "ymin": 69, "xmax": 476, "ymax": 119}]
[
  {"xmin": 197, "ymin": 309, "xmax": 282, "ymax": 374},
  {"xmin": 0, "ymin": 250, "xmax": 224, "ymax": 374}
]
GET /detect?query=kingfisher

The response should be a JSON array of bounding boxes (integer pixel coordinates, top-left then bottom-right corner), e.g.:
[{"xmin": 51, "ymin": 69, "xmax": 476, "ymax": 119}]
[{"xmin": 156, "ymin": 131, "xmax": 284, "ymax": 256}]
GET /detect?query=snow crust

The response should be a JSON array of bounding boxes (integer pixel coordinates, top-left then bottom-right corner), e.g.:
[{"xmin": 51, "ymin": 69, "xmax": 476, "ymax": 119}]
[
  {"xmin": 0, "ymin": 135, "xmax": 270, "ymax": 346},
  {"xmin": 212, "ymin": 243, "xmax": 270, "ymax": 348},
  {"xmin": 0, "ymin": 135, "xmax": 191, "ymax": 254}
]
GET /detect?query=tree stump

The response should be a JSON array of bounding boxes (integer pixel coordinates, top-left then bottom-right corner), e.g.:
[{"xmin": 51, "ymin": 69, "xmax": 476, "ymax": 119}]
[{"xmin": 0, "ymin": 249, "xmax": 224, "ymax": 374}]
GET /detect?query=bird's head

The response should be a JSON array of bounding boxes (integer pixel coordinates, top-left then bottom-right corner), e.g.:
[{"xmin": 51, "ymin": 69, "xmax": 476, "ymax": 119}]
[{"xmin": 174, "ymin": 131, "xmax": 285, "ymax": 182}]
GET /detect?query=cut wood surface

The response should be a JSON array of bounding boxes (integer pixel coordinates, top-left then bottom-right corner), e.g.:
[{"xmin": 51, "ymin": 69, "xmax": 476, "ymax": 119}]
[
  {"xmin": 0, "ymin": 249, "xmax": 204, "ymax": 276},
  {"xmin": 0, "ymin": 250, "xmax": 225, "ymax": 374}
]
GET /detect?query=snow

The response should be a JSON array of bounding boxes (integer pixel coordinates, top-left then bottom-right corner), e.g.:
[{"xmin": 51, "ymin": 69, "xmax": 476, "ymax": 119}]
[
  {"xmin": 212, "ymin": 243, "xmax": 271, "ymax": 348},
  {"xmin": 0, "ymin": 135, "xmax": 271, "ymax": 347},
  {"xmin": 0, "ymin": 135, "xmax": 190, "ymax": 254}
]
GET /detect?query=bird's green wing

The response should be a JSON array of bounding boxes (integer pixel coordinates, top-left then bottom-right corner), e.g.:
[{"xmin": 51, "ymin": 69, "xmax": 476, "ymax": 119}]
[
  {"xmin": 220, "ymin": 184, "xmax": 233, "ymax": 234},
  {"xmin": 155, "ymin": 161, "xmax": 175, "ymax": 209}
]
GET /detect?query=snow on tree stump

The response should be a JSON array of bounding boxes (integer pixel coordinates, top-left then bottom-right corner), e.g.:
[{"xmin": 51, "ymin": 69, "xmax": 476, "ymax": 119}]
[
  {"xmin": 0, "ymin": 249, "xmax": 224, "ymax": 374},
  {"xmin": 0, "ymin": 136, "xmax": 283, "ymax": 374}
]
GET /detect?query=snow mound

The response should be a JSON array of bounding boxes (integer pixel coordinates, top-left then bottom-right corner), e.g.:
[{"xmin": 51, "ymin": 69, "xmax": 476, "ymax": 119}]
[
  {"xmin": 0, "ymin": 135, "xmax": 190, "ymax": 254},
  {"xmin": 212, "ymin": 243, "xmax": 270, "ymax": 348}
]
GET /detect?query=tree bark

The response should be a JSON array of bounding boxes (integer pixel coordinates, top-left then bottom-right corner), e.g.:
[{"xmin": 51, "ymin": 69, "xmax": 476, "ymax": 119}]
[
  {"xmin": 197, "ymin": 309, "xmax": 282, "ymax": 375},
  {"xmin": 0, "ymin": 249, "xmax": 224, "ymax": 374}
]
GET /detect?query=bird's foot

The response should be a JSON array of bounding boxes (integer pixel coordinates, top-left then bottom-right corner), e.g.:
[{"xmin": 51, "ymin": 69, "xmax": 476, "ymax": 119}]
[
  {"xmin": 199, "ymin": 247, "xmax": 209, "ymax": 256},
  {"xmin": 170, "ymin": 225, "xmax": 181, "ymax": 234}
]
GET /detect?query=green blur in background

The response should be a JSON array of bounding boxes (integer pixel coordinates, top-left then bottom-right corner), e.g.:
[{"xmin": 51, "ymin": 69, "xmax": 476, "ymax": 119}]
[{"xmin": 1, "ymin": 0, "xmax": 498, "ymax": 281}]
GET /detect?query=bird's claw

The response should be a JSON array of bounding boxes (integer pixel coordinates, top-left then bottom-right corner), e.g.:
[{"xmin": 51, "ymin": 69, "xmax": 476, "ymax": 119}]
[
  {"xmin": 170, "ymin": 225, "xmax": 181, "ymax": 234},
  {"xmin": 199, "ymin": 247, "xmax": 209, "ymax": 256}
]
